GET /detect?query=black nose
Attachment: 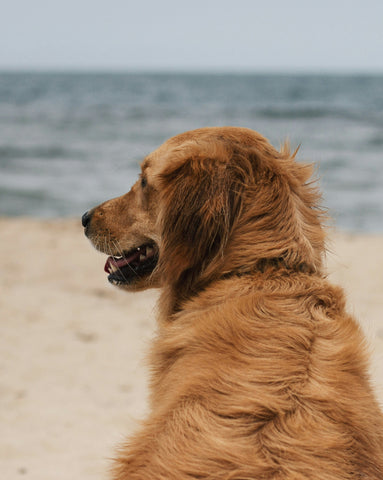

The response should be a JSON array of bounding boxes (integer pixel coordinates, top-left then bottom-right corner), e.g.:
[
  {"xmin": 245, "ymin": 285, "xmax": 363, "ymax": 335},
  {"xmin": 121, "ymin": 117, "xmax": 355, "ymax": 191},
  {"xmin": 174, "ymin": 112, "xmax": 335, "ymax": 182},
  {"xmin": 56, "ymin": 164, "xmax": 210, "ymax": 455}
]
[{"xmin": 82, "ymin": 210, "xmax": 92, "ymax": 228}]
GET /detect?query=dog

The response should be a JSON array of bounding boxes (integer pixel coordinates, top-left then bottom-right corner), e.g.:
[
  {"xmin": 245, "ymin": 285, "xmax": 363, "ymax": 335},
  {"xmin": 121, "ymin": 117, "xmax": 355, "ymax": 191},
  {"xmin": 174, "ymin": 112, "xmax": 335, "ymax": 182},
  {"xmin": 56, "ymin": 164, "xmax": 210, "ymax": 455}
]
[{"xmin": 83, "ymin": 127, "xmax": 383, "ymax": 479}]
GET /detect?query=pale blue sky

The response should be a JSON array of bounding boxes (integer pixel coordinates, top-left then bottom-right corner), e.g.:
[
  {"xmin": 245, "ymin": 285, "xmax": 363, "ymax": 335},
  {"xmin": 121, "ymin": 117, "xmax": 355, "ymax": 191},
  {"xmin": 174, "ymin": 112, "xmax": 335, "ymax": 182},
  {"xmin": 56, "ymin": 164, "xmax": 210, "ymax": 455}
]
[{"xmin": 1, "ymin": 0, "xmax": 382, "ymax": 72}]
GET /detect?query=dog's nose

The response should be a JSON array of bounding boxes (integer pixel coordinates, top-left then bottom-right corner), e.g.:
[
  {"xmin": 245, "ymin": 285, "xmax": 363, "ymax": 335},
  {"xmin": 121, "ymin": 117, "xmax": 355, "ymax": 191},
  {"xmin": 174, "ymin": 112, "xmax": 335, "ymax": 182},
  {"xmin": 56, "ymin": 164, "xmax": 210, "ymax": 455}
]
[{"xmin": 82, "ymin": 210, "xmax": 92, "ymax": 228}]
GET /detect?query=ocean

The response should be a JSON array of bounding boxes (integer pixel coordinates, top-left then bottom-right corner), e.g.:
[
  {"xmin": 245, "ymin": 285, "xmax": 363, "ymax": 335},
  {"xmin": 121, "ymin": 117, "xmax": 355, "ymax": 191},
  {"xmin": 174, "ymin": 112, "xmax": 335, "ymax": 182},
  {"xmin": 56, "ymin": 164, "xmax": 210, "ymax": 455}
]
[{"xmin": 0, "ymin": 72, "xmax": 382, "ymax": 232}]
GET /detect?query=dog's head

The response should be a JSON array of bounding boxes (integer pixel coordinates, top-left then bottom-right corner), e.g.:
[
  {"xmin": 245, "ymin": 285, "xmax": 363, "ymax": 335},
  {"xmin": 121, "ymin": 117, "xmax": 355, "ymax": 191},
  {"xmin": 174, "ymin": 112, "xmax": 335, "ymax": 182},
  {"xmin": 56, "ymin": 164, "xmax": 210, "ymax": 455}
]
[{"xmin": 83, "ymin": 127, "xmax": 325, "ymax": 295}]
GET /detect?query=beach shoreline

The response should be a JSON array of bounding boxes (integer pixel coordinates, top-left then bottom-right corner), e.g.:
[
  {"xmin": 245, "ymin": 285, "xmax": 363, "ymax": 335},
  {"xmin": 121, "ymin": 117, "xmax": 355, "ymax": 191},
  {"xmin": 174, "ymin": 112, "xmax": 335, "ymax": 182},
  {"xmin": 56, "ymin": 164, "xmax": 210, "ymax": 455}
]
[{"xmin": 1, "ymin": 217, "xmax": 382, "ymax": 480}]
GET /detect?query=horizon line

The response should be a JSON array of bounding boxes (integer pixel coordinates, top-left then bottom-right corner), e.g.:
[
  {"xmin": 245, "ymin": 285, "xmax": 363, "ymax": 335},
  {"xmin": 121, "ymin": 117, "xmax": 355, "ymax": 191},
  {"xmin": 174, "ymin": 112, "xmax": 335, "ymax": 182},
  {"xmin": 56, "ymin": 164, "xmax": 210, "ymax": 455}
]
[{"xmin": 1, "ymin": 66, "xmax": 383, "ymax": 76}]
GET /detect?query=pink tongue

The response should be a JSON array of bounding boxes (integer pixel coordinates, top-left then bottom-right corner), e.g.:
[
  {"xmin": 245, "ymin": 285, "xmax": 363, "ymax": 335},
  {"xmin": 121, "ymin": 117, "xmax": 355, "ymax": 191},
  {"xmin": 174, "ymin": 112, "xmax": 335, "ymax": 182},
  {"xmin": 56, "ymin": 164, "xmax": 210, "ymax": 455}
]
[{"xmin": 104, "ymin": 251, "xmax": 141, "ymax": 273}]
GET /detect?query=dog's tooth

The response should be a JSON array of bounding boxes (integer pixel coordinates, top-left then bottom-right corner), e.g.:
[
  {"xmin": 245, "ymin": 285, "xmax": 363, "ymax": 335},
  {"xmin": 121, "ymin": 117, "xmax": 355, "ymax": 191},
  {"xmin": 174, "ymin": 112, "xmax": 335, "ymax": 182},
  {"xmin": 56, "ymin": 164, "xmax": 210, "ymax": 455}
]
[
  {"xmin": 139, "ymin": 254, "xmax": 146, "ymax": 262},
  {"xmin": 146, "ymin": 246, "xmax": 153, "ymax": 256}
]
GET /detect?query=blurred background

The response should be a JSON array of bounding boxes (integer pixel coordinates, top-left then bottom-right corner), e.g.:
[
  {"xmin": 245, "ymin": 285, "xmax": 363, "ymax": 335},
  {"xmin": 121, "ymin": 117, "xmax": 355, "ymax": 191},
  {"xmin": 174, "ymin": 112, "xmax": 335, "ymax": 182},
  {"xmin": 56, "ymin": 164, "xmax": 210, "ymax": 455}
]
[{"xmin": 0, "ymin": 0, "xmax": 382, "ymax": 231}]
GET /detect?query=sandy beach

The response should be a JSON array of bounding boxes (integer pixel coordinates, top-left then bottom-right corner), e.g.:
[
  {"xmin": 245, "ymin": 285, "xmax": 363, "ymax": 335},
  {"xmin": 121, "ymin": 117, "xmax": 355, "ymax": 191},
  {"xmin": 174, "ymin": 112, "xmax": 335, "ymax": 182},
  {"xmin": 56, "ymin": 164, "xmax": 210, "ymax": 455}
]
[{"xmin": 1, "ymin": 217, "xmax": 383, "ymax": 480}]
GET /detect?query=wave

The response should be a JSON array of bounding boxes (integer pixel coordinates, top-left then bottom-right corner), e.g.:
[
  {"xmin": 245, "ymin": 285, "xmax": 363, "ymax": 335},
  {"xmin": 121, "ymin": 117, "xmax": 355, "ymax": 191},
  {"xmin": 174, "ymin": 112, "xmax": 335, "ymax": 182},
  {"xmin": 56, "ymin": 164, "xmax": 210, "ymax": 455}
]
[
  {"xmin": 257, "ymin": 106, "xmax": 354, "ymax": 120},
  {"xmin": 368, "ymin": 134, "xmax": 383, "ymax": 147},
  {"xmin": 0, "ymin": 145, "xmax": 80, "ymax": 161}
]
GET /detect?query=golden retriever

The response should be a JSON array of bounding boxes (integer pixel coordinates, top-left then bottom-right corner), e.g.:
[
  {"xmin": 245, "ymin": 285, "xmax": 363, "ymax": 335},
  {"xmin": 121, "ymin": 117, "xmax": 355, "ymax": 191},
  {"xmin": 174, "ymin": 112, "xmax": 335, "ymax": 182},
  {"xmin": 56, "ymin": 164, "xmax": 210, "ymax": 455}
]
[{"xmin": 83, "ymin": 127, "xmax": 383, "ymax": 479}]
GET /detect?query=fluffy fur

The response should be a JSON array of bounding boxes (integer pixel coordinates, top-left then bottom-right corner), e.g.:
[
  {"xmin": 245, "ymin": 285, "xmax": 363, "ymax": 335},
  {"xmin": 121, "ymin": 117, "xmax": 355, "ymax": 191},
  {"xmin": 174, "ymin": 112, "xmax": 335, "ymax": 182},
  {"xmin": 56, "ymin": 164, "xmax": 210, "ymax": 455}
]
[{"xmin": 84, "ymin": 127, "xmax": 383, "ymax": 479}]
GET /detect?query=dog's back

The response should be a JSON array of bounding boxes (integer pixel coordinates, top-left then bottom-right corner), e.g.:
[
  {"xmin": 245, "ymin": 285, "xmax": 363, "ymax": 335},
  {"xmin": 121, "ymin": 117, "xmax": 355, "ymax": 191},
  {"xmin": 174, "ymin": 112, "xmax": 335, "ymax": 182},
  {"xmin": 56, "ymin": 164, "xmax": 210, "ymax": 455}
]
[{"xmin": 131, "ymin": 272, "xmax": 383, "ymax": 479}]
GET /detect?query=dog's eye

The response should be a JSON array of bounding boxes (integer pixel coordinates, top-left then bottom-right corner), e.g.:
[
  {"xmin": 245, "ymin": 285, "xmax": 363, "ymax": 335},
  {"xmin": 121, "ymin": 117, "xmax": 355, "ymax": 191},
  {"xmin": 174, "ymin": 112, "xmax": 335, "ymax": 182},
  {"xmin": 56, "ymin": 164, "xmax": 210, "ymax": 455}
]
[{"xmin": 141, "ymin": 176, "xmax": 147, "ymax": 188}]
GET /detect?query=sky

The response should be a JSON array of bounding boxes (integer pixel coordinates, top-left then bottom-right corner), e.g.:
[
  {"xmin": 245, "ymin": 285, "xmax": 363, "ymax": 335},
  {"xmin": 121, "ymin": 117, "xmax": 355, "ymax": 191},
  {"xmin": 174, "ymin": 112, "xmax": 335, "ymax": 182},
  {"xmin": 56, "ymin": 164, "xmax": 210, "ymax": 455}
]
[{"xmin": 1, "ymin": 0, "xmax": 382, "ymax": 73}]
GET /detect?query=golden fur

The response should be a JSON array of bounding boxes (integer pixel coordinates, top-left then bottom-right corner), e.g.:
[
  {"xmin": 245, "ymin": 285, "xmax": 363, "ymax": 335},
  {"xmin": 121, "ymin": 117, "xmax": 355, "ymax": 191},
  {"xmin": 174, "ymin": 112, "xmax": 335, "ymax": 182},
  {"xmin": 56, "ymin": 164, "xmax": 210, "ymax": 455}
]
[{"xmin": 84, "ymin": 127, "xmax": 383, "ymax": 479}]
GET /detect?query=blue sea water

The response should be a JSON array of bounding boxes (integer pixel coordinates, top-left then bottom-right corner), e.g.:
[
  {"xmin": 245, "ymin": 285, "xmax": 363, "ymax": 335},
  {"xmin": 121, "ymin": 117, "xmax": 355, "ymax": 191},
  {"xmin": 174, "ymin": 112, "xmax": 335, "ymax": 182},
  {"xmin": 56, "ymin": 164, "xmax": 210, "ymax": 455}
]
[{"xmin": 0, "ymin": 72, "xmax": 382, "ymax": 232}]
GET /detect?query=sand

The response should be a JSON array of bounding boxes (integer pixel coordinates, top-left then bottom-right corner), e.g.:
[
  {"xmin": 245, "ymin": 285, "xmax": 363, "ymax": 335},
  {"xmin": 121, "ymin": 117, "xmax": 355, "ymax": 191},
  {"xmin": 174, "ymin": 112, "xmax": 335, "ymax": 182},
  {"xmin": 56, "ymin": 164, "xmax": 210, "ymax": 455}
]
[{"xmin": 1, "ymin": 217, "xmax": 382, "ymax": 480}]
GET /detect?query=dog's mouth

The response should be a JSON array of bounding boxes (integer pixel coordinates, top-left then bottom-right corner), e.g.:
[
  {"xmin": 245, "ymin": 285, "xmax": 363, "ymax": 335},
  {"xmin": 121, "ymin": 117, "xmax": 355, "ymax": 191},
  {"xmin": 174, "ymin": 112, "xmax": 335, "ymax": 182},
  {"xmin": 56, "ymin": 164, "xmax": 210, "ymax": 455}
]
[{"xmin": 104, "ymin": 244, "xmax": 158, "ymax": 286}]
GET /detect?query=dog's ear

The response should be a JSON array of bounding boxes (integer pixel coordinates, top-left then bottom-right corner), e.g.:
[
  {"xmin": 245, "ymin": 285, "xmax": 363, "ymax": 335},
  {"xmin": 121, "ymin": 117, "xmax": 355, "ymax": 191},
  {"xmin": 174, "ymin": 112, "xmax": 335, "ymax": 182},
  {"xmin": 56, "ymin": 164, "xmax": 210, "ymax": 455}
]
[{"xmin": 157, "ymin": 146, "xmax": 242, "ymax": 288}]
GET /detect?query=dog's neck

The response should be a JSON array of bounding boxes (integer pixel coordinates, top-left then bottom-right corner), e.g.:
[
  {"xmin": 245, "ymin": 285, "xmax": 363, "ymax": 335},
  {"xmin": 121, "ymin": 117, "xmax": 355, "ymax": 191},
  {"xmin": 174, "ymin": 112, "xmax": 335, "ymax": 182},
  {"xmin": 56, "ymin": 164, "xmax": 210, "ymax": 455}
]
[{"xmin": 157, "ymin": 264, "xmax": 323, "ymax": 323}]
